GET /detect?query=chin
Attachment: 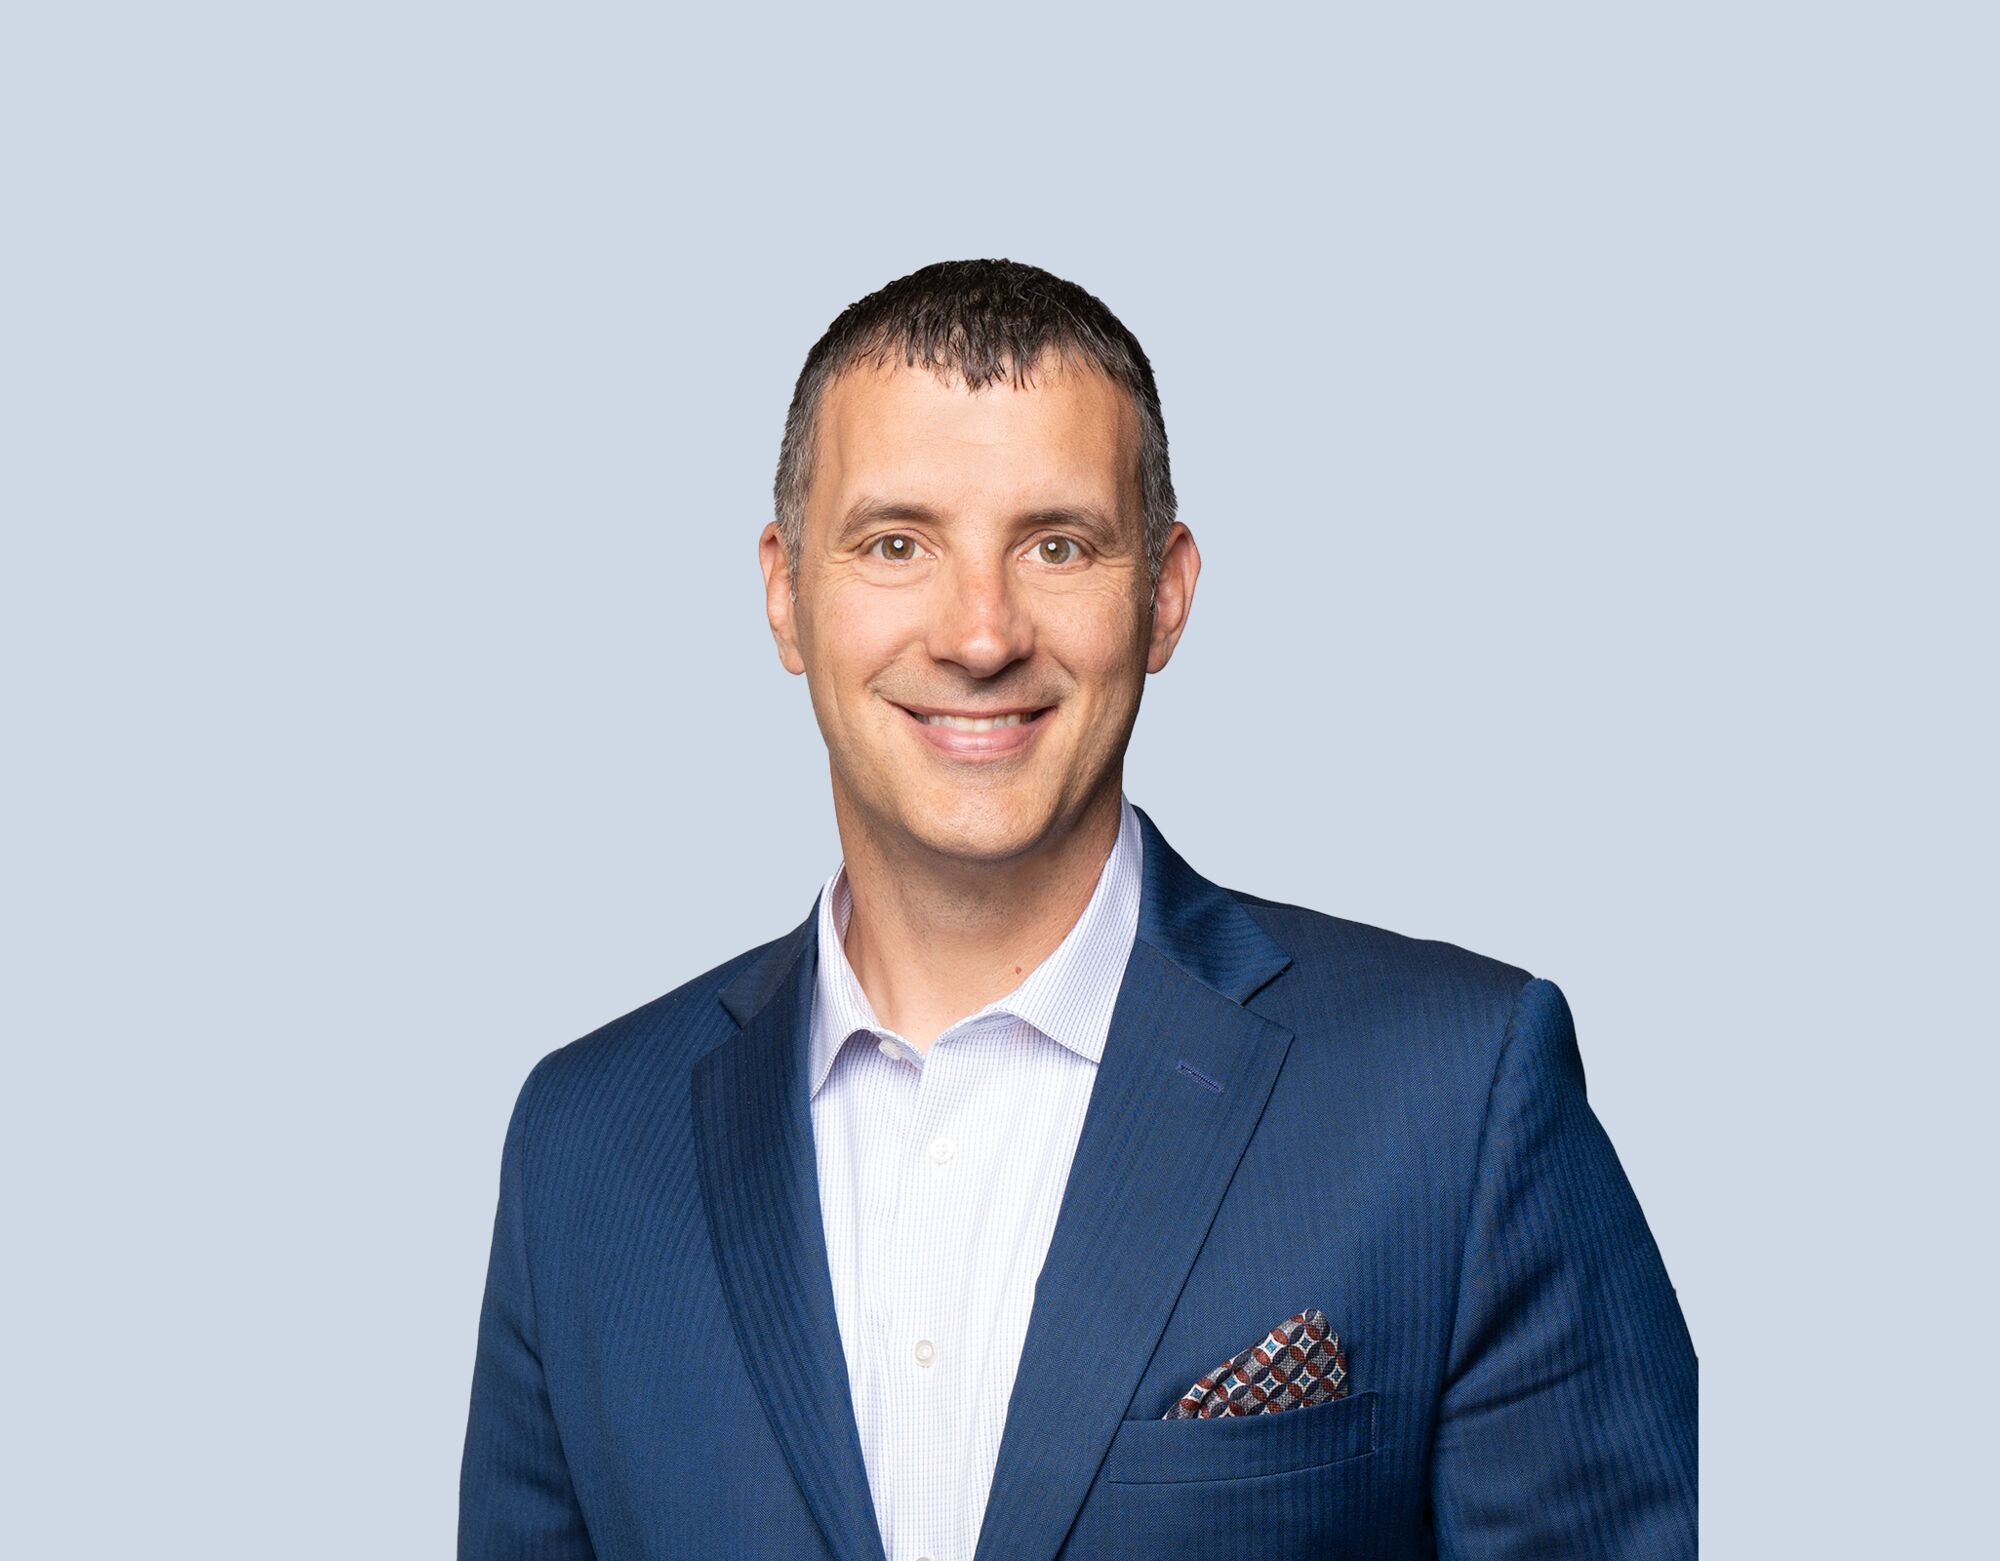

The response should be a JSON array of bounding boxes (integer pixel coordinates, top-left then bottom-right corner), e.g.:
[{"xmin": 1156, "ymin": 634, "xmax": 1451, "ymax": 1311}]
[{"xmin": 899, "ymin": 783, "xmax": 1054, "ymax": 862}]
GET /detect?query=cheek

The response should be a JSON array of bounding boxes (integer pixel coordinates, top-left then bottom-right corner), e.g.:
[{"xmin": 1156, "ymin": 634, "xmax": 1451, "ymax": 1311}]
[
  {"xmin": 1043, "ymin": 595, "xmax": 1148, "ymax": 686},
  {"xmin": 806, "ymin": 585, "xmax": 917, "ymax": 684}
]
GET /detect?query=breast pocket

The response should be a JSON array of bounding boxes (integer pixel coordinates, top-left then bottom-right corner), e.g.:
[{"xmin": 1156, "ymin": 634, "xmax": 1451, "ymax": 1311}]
[
  {"xmin": 1101, "ymin": 1389, "xmax": 1377, "ymax": 1483},
  {"xmin": 1067, "ymin": 1393, "xmax": 1381, "ymax": 1559}
]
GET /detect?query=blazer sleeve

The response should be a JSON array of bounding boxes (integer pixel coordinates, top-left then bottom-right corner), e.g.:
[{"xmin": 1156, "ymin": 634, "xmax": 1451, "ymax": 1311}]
[
  {"xmin": 459, "ymin": 1057, "xmax": 596, "ymax": 1561},
  {"xmin": 1429, "ymin": 978, "xmax": 1698, "ymax": 1559}
]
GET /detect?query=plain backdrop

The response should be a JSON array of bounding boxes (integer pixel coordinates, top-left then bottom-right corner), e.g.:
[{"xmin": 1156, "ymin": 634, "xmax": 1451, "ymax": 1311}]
[{"xmin": 3, "ymin": 3, "xmax": 1991, "ymax": 1554}]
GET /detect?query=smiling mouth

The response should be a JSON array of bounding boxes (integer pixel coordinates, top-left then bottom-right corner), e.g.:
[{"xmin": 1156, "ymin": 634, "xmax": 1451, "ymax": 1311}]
[{"xmin": 893, "ymin": 704, "xmax": 1054, "ymax": 731}]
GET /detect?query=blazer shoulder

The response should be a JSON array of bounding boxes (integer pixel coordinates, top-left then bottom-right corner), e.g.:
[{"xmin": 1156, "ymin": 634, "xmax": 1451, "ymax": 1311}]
[
  {"xmin": 1231, "ymin": 886, "xmax": 1532, "ymax": 996},
  {"xmin": 1226, "ymin": 887, "xmax": 1542, "ymax": 1082},
  {"xmin": 513, "ymin": 929, "xmax": 791, "ymax": 1115}
]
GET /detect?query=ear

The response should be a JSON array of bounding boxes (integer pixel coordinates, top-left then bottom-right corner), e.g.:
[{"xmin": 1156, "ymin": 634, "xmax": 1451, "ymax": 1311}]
[
  {"xmin": 1145, "ymin": 522, "xmax": 1200, "ymax": 673},
  {"xmin": 758, "ymin": 522, "xmax": 808, "ymax": 675}
]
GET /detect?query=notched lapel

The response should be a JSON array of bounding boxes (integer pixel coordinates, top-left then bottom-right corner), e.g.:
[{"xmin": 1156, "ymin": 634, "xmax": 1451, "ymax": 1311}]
[
  {"xmin": 693, "ymin": 906, "xmax": 889, "ymax": 1561},
  {"xmin": 971, "ymin": 806, "xmax": 1297, "ymax": 1561}
]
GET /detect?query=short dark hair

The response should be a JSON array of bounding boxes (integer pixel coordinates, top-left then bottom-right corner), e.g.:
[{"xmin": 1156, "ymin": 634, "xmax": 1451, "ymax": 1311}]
[{"xmin": 774, "ymin": 259, "xmax": 1176, "ymax": 592}]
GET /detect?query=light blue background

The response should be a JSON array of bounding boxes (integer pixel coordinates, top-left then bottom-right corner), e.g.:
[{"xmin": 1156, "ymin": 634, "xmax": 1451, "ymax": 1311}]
[{"xmin": 4, "ymin": 3, "xmax": 1990, "ymax": 1553}]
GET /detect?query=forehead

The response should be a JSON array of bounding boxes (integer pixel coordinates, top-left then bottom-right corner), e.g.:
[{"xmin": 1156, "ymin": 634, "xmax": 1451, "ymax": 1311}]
[{"xmin": 810, "ymin": 356, "xmax": 1140, "ymax": 519}]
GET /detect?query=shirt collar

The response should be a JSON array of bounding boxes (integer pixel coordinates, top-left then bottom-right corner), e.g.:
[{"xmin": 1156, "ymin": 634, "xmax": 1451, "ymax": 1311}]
[{"xmin": 806, "ymin": 791, "xmax": 1144, "ymax": 1100}]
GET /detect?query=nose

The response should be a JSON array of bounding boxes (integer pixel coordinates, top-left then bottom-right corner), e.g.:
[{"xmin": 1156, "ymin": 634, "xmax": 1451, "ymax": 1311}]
[{"xmin": 924, "ymin": 548, "xmax": 1035, "ymax": 679}]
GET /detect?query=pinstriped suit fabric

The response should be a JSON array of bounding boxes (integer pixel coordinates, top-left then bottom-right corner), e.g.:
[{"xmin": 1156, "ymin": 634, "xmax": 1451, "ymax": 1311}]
[{"xmin": 459, "ymin": 803, "xmax": 1697, "ymax": 1560}]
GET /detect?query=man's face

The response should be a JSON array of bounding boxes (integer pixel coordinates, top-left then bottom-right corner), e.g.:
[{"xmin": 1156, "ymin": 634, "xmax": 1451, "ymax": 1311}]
[{"xmin": 760, "ymin": 356, "xmax": 1197, "ymax": 865}]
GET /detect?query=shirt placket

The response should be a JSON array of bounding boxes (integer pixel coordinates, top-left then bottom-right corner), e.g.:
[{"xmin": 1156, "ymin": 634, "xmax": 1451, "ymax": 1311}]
[{"xmin": 881, "ymin": 1021, "xmax": 977, "ymax": 1561}]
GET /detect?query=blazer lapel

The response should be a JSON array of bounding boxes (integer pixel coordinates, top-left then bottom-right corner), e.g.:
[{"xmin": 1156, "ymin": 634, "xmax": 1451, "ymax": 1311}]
[
  {"xmin": 971, "ymin": 804, "xmax": 1297, "ymax": 1561},
  {"xmin": 693, "ymin": 907, "xmax": 889, "ymax": 1561}
]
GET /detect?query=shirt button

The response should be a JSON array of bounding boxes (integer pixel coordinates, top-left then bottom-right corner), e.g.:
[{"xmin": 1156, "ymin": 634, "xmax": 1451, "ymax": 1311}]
[
  {"xmin": 877, "ymin": 1036, "xmax": 899, "ymax": 1060},
  {"xmin": 913, "ymin": 1338, "xmax": 936, "ymax": 1367},
  {"xmin": 928, "ymin": 1135, "xmax": 954, "ymax": 1165}
]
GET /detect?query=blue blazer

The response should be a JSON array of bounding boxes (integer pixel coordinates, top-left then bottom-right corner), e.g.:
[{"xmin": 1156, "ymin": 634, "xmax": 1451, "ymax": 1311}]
[{"xmin": 460, "ymin": 804, "xmax": 1696, "ymax": 1559}]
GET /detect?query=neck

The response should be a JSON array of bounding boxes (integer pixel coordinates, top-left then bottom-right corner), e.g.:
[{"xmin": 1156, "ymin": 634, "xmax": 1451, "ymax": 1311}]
[{"xmin": 831, "ymin": 780, "xmax": 1125, "ymax": 1051}]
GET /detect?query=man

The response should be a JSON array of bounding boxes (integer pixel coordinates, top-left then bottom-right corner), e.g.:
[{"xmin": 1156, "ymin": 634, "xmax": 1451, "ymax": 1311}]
[{"xmin": 459, "ymin": 259, "xmax": 1697, "ymax": 1561}]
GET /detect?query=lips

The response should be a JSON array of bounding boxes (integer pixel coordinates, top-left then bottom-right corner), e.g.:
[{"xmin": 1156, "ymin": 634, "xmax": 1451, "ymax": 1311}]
[{"xmin": 894, "ymin": 701, "xmax": 1052, "ymax": 761}]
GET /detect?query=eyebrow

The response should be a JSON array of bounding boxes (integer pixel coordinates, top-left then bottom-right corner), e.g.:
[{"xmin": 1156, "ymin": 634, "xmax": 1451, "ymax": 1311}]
[
  {"xmin": 834, "ymin": 498, "xmax": 940, "ymax": 543},
  {"xmin": 833, "ymin": 496, "xmax": 1123, "ymax": 546}
]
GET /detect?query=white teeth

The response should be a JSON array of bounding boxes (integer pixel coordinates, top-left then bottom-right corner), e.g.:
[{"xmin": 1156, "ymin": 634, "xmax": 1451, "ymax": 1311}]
[{"xmin": 919, "ymin": 712, "xmax": 1028, "ymax": 731}]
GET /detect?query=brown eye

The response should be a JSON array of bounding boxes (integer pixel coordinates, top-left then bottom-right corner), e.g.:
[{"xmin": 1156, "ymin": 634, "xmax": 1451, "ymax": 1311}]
[
  {"xmin": 1037, "ymin": 536, "xmax": 1081, "ymax": 565},
  {"xmin": 873, "ymin": 534, "xmax": 918, "ymax": 562}
]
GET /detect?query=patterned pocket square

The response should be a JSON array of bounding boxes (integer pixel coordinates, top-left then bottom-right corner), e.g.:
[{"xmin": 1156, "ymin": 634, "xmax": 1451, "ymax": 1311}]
[{"xmin": 1163, "ymin": 1307, "xmax": 1349, "ymax": 1419}]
